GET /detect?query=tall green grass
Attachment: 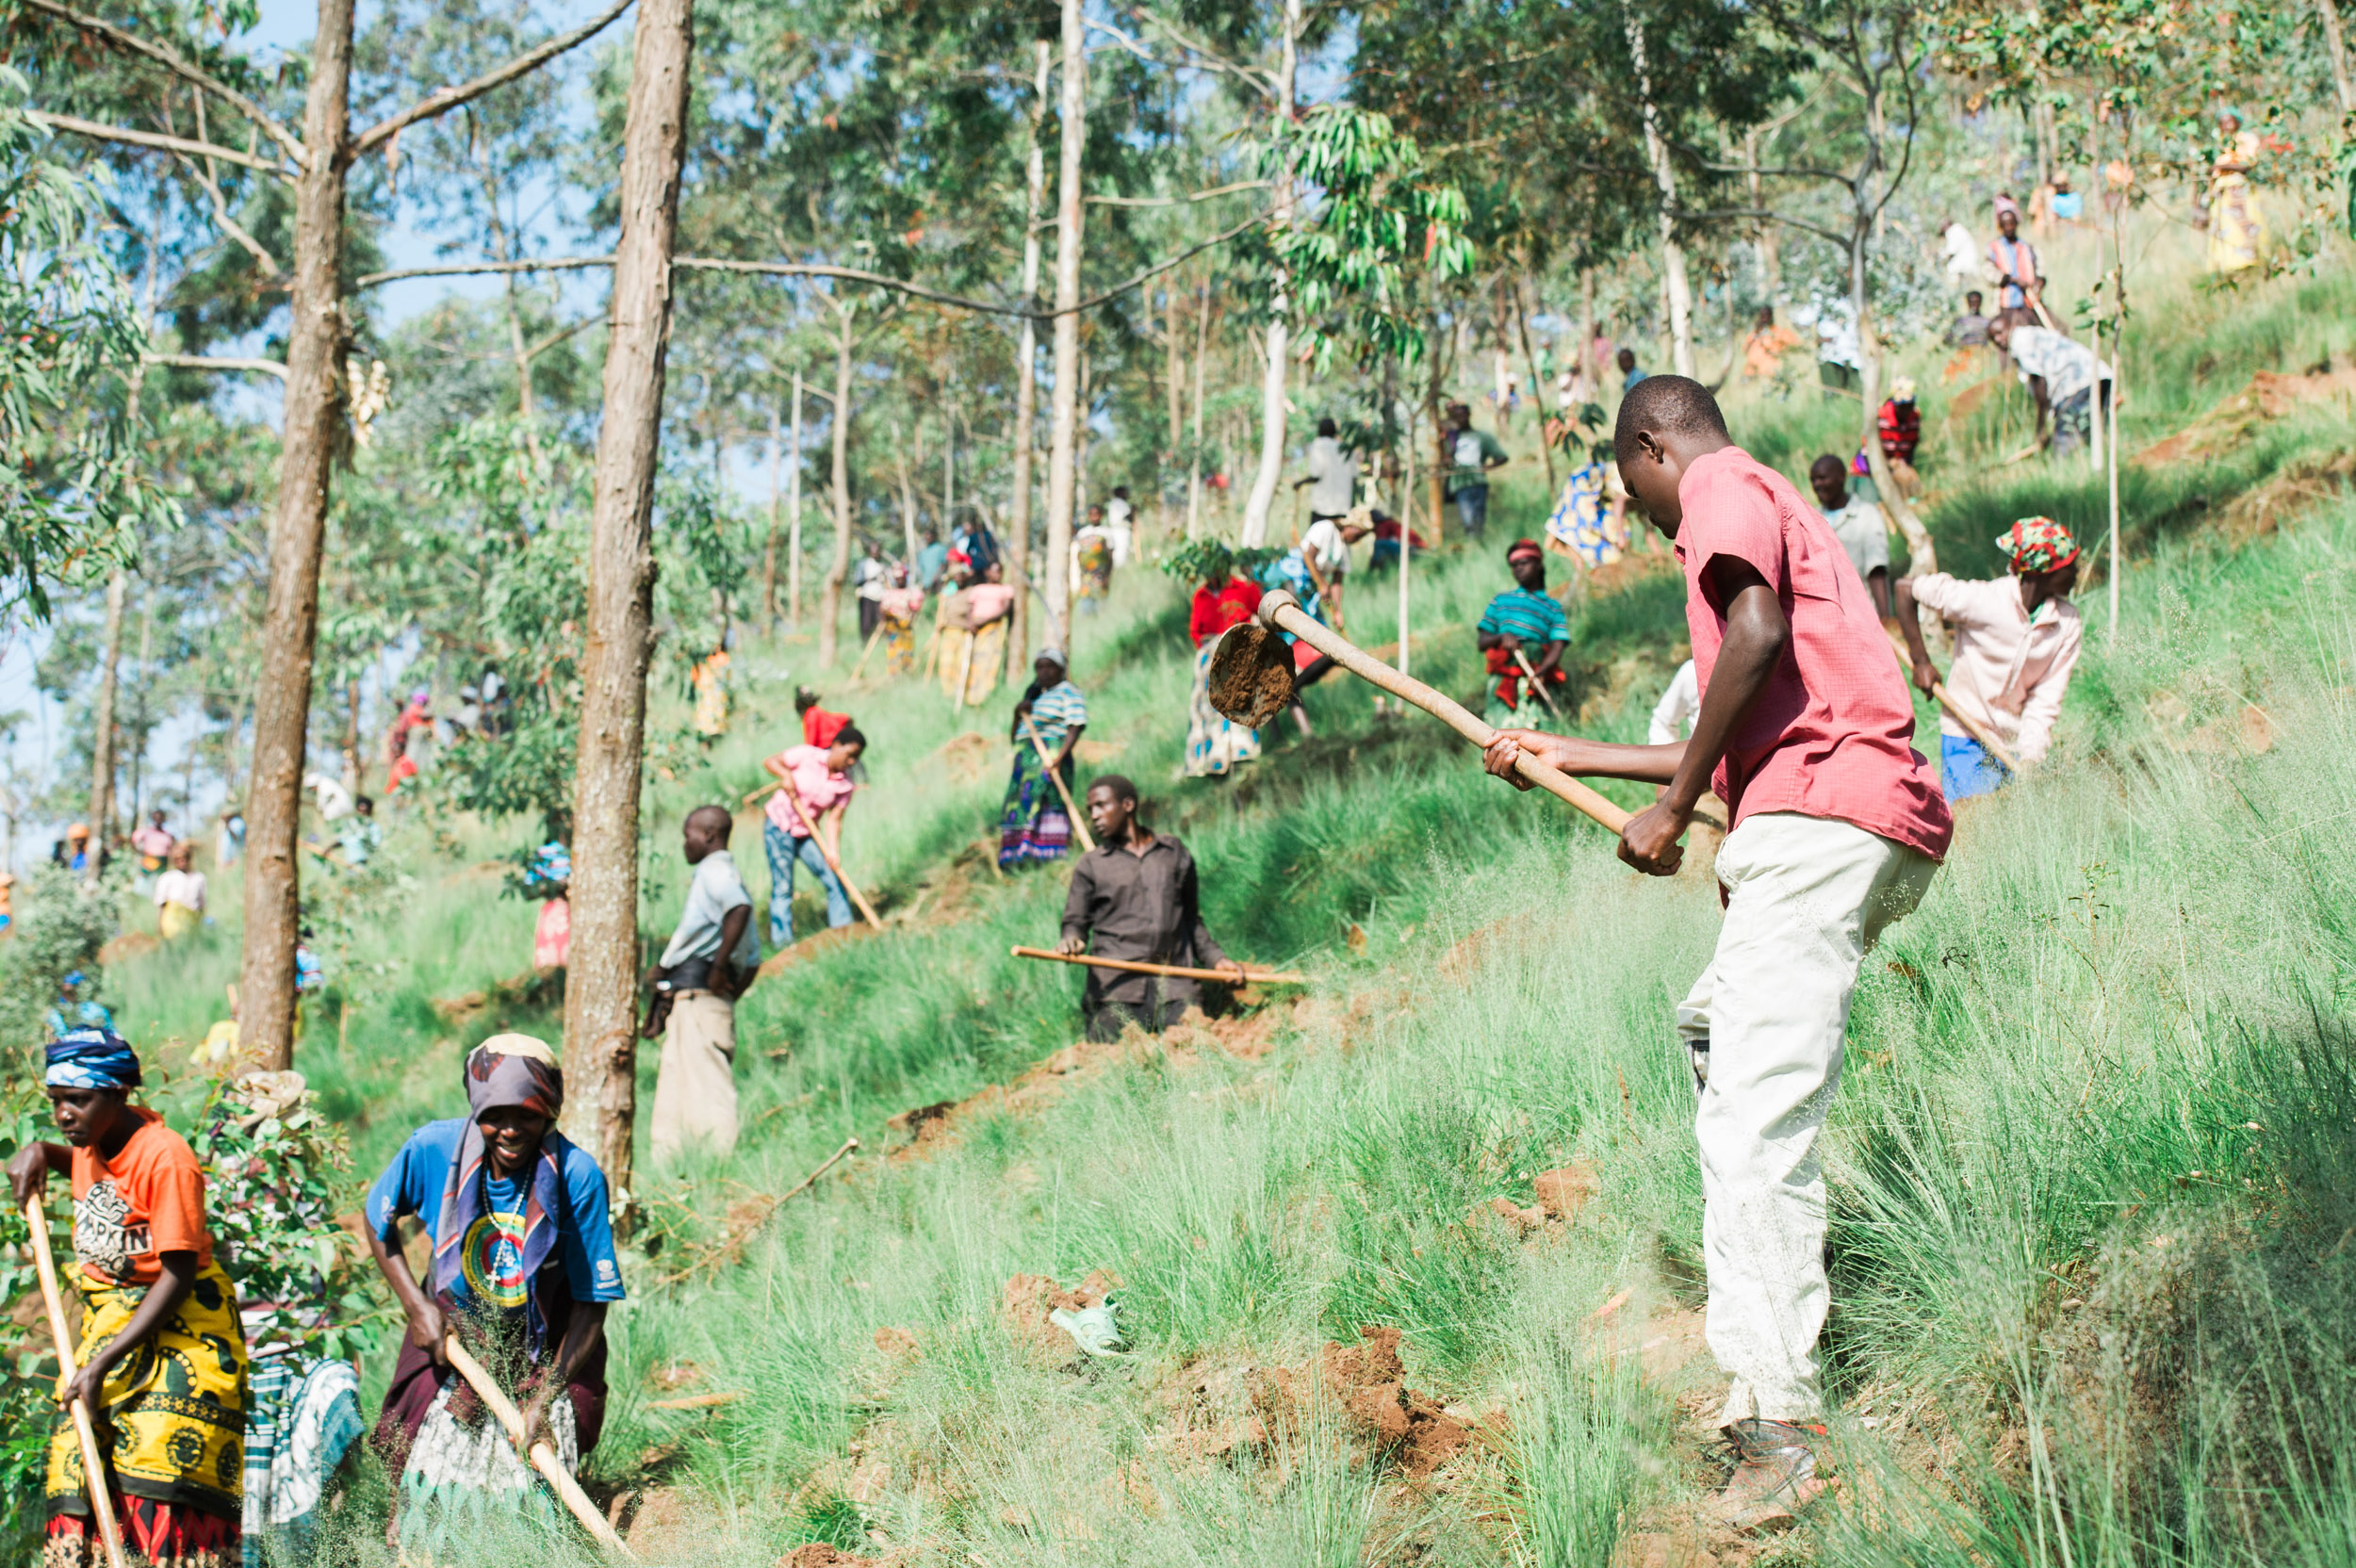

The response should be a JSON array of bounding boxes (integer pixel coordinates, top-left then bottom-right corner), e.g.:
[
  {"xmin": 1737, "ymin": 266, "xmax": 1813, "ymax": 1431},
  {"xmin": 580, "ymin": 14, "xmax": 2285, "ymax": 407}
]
[{"xmin": 72, "ymin": 240, "xmax": 2356, "ymax": 1564}]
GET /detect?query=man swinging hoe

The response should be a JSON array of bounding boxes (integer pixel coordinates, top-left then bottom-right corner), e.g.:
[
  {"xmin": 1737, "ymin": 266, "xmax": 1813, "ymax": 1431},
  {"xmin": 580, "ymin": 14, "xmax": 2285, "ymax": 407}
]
[{"xmin": 1190, "ymin": 374, "xmax": 1952, "ymax": 1529}]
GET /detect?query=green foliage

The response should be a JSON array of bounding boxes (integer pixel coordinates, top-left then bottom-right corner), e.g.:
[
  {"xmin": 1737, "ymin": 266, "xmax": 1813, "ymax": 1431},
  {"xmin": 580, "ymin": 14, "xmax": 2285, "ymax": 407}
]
[
  {"xmin": 193, "ymin": 1075, "xmax": 384, "ymax": 1362},
  {"xmin": 0, "ymin": 866, "xmax": 115, "ymax": 1068},
  {"xmin": 1271, "ymin": 106, "xmax": 1473, "ymax": 374},
  {"xmin": 0, "ymin": 84, "xmax": 180, "ymax": 617},
  {"xmin": 416, "ymin": 415, "xmax": 586, "ymax": 840},
  {"xmin": 1156, "ymin": 538, "xmax": 1285, "ymax": 584}
]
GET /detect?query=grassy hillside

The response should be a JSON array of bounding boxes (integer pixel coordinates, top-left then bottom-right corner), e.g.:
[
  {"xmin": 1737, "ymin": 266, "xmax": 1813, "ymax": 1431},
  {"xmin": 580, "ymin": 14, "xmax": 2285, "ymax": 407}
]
[{"xmin": 63, "ymin": 216, "xmax": 2356, "ymax": 1565}]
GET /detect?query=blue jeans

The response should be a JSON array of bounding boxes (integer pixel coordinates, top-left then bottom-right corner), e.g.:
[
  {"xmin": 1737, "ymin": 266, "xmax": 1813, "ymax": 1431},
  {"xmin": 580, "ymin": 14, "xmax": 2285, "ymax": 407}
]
[
  {"xmin": 765, "ymin": 821, "xmax": 851, "ymax": 945},
  {"xmin": 1941, "ymin": 734, "xmax": 2009, "ymax": 801},
  {"xmin": 1454, "ymin": 483, "xmax": 1490, "ymax": 538}
]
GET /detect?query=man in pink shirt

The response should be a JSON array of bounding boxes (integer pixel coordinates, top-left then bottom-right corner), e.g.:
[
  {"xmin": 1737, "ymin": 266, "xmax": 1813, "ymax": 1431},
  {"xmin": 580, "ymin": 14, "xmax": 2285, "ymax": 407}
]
[
  {"xmin": 1483, "ymin": 375, "xmax": 1953, "ymax": 1527},
  {"xmin": 1894, "ymin": 515, "xmax": 2084, "ymax": 800},
  {"xmin": 760, "ymin": 726, "xmax": 866, "ymax": 946}
]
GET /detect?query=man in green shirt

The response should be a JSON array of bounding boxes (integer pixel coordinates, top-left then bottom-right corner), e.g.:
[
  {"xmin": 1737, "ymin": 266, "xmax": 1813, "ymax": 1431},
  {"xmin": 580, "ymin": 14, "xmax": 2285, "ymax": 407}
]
[{"xmin": 1444, "ymin": 401, "xmax": 1510, "ymax": 540}]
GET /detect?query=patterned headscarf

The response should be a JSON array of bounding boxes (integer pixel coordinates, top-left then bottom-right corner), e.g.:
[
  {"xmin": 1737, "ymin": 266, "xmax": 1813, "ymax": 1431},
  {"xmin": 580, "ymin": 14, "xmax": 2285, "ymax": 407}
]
[
  {"xmin": 432, "ymin": 1034, "xmax": 570, "ymax": 1355},
  {"xmin": 46, "ymin": 1028, "xmax": 140, "ymax": 1091},
  {"xmin": 1996, "ymin": 515, "xmax": 2080, "ymax": 573}
]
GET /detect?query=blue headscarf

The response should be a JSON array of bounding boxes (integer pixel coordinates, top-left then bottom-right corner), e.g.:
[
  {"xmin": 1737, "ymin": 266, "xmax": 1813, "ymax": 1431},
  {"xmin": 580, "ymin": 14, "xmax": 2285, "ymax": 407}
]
[{"xmin": 46, "ymin": 1028, "xmax": 140, "ymax": 1091}]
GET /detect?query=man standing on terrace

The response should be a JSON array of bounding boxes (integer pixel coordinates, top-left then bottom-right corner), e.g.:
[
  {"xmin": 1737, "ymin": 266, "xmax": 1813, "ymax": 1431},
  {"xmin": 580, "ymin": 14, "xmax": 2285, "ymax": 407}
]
[
  {"xmin": 1481, "ymin": 375, "xmax": 1952, "ymax": 1529},
  {"xmin": 1056, "ymin": 776, "xmax": 1244, "ymax": 1041}
]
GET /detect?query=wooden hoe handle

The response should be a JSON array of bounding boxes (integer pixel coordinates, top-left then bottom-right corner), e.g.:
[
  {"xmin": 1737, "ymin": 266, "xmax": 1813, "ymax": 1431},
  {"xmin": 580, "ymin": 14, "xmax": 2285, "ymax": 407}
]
[
  {"xmin": 1256, "ymin": 591, "xmax": 1633, "ymax": 835},
  {"xmin": 24, "ymin": 1198, "xmax": 128, "ymax": 1568},
  {"xmin": 443, "ymin": 1335, "xmax": 636, "ymax": 1557},
  {"xmin": 1010, "ymin": 945, "xmax": 1308, "ymax": 985}
]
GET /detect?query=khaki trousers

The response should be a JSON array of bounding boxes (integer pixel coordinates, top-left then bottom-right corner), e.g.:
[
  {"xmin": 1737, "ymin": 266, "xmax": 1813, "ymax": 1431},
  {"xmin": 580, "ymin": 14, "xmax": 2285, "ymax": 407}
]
[
  {"xmin": 651, "ymin": 990, "xmax": 739, "ymax": 1161},
  {"xmin": 1676, "ymin": 811, "xmax": 1938, "ymax": 1425}
]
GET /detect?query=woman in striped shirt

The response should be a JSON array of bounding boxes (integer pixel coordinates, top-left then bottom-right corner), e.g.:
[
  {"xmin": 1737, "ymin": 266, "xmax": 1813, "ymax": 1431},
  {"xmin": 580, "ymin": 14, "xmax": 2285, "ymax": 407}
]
[{"xmin": 1000, "ymin": 650, "xmax": 1088, "ymax": 868}]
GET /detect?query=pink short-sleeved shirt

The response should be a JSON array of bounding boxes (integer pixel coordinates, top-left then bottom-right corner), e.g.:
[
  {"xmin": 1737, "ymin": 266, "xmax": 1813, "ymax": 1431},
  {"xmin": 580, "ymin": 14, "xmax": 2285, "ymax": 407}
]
[
  {"xmin": 765, "ymin": 743, "xmax": 857, "ymax": 838},
  {"xmin": 1673, "ymin": 447, "xmax": 1953, "ymax": 861}
]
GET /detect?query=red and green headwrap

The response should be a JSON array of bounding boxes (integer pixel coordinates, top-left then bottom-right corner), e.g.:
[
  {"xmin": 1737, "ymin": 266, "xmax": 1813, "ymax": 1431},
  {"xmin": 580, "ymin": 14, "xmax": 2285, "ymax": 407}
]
[{"xmin": 1995, "ymin": 515, "xmax": 2079, "ymax": 574}]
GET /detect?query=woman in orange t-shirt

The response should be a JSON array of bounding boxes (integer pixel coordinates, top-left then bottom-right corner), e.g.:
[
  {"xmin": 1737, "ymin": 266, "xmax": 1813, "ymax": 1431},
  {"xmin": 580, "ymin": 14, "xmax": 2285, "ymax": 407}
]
[{"xmin": 8, "ymin": 1030, "xmax": 248, "ymax": 1567}]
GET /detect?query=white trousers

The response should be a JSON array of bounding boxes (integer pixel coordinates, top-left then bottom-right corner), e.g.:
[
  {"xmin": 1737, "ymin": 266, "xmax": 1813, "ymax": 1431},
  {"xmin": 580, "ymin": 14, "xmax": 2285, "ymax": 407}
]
[
  {"xmin": 1675, "ymin": 811, "xmax": 1938, "ymax": 1425},
  {"xmin": 651, "ymin": 990, "xmax": 740, "ymax": 1161}
]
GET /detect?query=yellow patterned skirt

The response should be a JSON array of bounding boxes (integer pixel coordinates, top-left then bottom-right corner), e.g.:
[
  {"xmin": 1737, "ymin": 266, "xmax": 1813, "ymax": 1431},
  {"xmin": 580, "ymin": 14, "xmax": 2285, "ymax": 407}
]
[{"xmin": 46, "ymin": 1262, "xmax": 248, "ymax": 1529}]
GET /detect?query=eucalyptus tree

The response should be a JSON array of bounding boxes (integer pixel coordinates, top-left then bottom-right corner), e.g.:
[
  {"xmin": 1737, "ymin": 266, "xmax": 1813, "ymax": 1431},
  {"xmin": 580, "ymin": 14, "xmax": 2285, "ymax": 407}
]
[{"xmin": 6, "ymin": 0, "xmax": 632, "ymax": 1069}]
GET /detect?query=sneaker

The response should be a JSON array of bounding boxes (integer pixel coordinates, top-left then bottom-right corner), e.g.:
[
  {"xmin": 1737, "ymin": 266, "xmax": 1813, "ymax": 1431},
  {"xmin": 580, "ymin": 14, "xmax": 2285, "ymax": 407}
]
[{"xmin": 1715, "ymin": 1417, "xmax": 1828, "ymax": 1533}]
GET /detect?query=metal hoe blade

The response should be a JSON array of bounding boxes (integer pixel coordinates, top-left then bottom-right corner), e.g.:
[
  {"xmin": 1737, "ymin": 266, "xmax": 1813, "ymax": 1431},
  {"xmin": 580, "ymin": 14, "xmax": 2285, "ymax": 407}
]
[{"xmin": 1205, "ymin": 623, "xmax": 1297, "ymax": 727}]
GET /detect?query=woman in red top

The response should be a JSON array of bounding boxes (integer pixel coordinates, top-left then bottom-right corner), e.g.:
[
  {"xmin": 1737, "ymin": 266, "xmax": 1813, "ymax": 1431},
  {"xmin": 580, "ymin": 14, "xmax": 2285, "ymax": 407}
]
[{"xmin": 1185, "ymin": 558, "xmax": 1265, "ymax": 777}]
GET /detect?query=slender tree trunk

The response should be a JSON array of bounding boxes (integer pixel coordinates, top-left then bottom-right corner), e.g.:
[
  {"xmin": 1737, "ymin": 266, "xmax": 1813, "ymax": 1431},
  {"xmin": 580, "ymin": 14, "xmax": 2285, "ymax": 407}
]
[
  {"xmin": 560, "ymin": 0, "xmax": 693, "ymax": 1191},
  {"xmin": 1746, "ymin": 129, "xmax": 1782, "ymax": 318},
  {"xmin": 1625, "ymin": 6, "xmax": 1694, "ymax": 377},
  {"xmin": 942, "ymin": 415, "xmax": 956, "ymax": 540},
  {"xmin": 342, "ymin": 677, "xmax": 360, "ymax": 792},
  {"xmin": 789, "ymin": 371, "xmax": 805, "ymax": 627},
  {"xmin": 761, "ymin": 402, "xmax": 781, "ymax": 630},
  {"xmin": 892, "ymin": 418, "xmax": 920, "ymax": 566},
  {"xmin": 237, "ymin": 0, "xmax": 353, "ymax": 1070},
  {"xmin": 819, "ymin": 296, "xmax": 856, "ymax": 668},
  {"xmin": 1042, "ymin": 0, "xmax": 1087, "ymax": 646},
  {"xmin": 1002, "ymin": 44, "xmax": 1050, "ymax": 680},
  {"xmin": 1513, "ymin": 276, "xmax": 1555, "ymax": 495},
  {"xmin": 1238, "ymin": 0, "xmax": 1301, "ymax": 547},
  {"xmin": 1399, "ymin": 396, "xmax": 1415, "ymax": 680},
  {"xmin": 88, "ymin": 568, "xmax": 126, "ymax": 844},
  {"xmin": 1187, "ymin": 277, "xmax": 1209, "ymax": 538},
  {"xmin": 2320, "ymin": 0, "xmax": 2356, "ymax": 111}
]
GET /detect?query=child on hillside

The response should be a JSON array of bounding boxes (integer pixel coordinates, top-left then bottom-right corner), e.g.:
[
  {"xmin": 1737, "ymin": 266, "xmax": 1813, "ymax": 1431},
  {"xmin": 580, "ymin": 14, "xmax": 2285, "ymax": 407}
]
[
  {"xmin": 1893, "ymin": 516, "xmax": 2085, "ymax": 800},
  {"xmin": 1481, "ymin": 374, "xmax": 1952, "ymax": 1528}
]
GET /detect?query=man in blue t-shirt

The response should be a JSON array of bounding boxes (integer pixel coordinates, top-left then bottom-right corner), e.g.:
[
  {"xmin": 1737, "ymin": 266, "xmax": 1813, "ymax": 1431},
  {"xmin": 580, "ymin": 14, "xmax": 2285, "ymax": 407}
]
[
  {"xmin": 364, "ymin": 1035, "xmax": 623, "ymax": 1531},
  {"xmin": 1476, "ymin": 538, "xmax": 1571, "ymax": 730}
]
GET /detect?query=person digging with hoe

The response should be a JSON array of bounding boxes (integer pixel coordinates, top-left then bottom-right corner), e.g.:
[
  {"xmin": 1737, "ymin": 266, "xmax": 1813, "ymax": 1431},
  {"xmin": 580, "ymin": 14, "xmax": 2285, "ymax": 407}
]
[
  {"xmin": 12, "ymin": 1029, "xmax": 249, "ymax": 1567},
  {"xmin": 1058, "ymin": 776, "xmax": 1245, "ymax": 1042},
  {"xmin": 364, "ymin": 1035, "xmax": 624, "ymax": 1555},
  {"xmin": 1481, "ymin": 375, "xmax": 1953, "ymax": 1529},
  {"xmin": 1477, "ymin": 538, "xmax": 1570, "ymax": 730},
  {"xmin": 1894, "ymin": 516, "xmax": 2084, "ymax": 801}
]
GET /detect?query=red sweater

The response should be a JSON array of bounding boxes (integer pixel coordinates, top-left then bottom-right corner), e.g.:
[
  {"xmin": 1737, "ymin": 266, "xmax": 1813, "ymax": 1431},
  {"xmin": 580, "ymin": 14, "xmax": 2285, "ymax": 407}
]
[{"xmin": 1189, "ymin": 577, "xmax": 1264, "ymax": 648}]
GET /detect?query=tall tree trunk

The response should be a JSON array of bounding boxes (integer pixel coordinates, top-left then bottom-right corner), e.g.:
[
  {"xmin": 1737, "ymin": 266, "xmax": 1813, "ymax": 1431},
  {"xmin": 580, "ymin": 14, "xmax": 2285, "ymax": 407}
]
[
  {"xmin": 1238, "ymin": 0, "xmax": 1301, "ymax": 547},
  {"xmin": 1004, "ymin": 41, "xmax": 1050, "ymax": 682},
  {"xmin": 88, "ymin": 567, "xmax": 126, "ymax": 843},
  {"xmin": 1625, "ymin": 5, "xmax": 1694, "ymax": 377},
  {"xmin": 1513, "ymin": 276, "xmax": 1554, "ymax": 495},
  {"xmin": 892, "ymin": 417, "xmax": 921, "ymax": 565},
  {"xmin": 237, "ymin": 0, "xmax": 354, "ymax": 1070},
  {"xmin": 761, "ymin": 401, "xmax": 781, "ymax": 629},
  {"xmin": 560, "ymin": 0, "xmax": 693, "ymax": 1191},
  {"xmin": 2321, "ymin": 0, "xmax": 2356, "ymax": 111},
  {"xmin": 1041, "ymin": 0, "xmax": 1087, "ymax": 646},
  {"xmin": 789, "ymin": 371, "xmax": 804, "ymax": 627},
  {"xmin": 1746, "ymin": 128, "xmax": 1782, "ymax": 319},
  {"xmin": 1187, "ymin": 276, "xmax": 1209, "ymax": 538},
  {"xmin": 818, "ymin": 296, "xmax": 856, "ymax": 668}
]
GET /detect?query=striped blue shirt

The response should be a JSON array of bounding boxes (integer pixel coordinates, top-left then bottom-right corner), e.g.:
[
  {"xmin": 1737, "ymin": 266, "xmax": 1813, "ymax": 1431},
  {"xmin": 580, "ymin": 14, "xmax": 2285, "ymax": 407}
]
[
  {"xmin": 1477, "ymin": 587, "xmax": 1568, "ymax": 646},
  {"xmin": 1019, "ymin": 680, "xmax": 1089, "ymax": 747}
]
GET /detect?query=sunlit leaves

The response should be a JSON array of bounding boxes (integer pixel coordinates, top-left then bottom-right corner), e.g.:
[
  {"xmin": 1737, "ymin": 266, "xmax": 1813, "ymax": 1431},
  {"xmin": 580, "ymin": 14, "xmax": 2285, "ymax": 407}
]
[
  {"xmin": 1266, "ymin": 105, "xmax": 1472, "ymax": 376},
  {"xmin": 0, "ymin": 87, "xmax": 181, "ymax": 617}
]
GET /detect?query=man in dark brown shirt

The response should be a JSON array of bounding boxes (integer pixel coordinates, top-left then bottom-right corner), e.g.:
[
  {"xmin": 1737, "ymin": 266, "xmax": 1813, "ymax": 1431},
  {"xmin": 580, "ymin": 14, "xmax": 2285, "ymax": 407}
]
[{"xmin": 1057, "ymin": 775, "xmax": 1243, "ymax": 1041}]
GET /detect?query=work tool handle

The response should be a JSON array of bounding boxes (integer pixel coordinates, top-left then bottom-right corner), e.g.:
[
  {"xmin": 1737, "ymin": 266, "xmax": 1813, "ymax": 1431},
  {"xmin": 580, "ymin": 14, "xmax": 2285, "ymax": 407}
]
[
  {"xmin": 24, "ymin": 1197, "xmax": 129, "ymax": 1568},
  {"xmin": 1883, "ymin": 629, "xmax": 2023, "ymax": 775},
  {"xmin": 1024, "ymin": 729, "xmax": 1098, "ymax": 853},
  {"xmin": 442, "ymin": 1335, "xmax": 635, "ymax": 1557},
  {"xmin": 1511, "ymin": 646, "xmax": 1562, "ymax": 717},
  {"xmin": 1257, "ymin": 592, "xmax": 1632, "ymax": 835},
  {"xmin": 771, "ymin": 780, "xmax": 886, "ymax": 931},
  {"xmin": 1011, "ymin": 945, "xmax": 1308, "ymax": 986}
]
